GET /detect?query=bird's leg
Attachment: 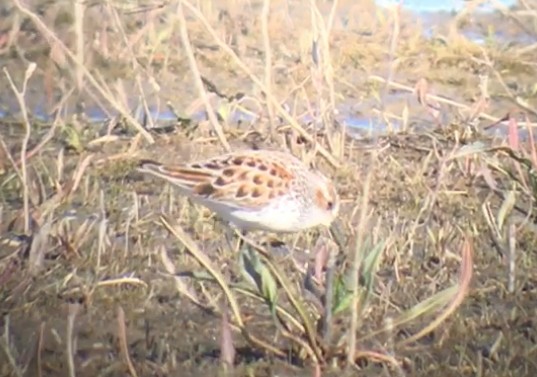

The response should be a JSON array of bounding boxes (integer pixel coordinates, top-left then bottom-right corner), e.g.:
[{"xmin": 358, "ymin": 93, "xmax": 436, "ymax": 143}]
[
  {"xmin": 224, "ymin": 224, "xmax": 246, "ymax": 254},
  {"xmin": 223, "ymin": 225, "xmax": 236, "ymax": 252},
  {"xmin": 237, "ymin": 229, "xmax": 248, "ymax": 253}
]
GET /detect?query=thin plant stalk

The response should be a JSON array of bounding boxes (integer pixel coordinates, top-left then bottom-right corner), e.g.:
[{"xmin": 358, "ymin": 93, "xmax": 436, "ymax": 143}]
[
  {"xmin": 3, "ymin": 63, "xmax": 36, "ymax": 234},
  {"xmin": 347, "ymin": 152, "xmax": 375, "ymax": 365},
  {"xmin": 176, "ymin": 0, "xmax": 230, "ymax": 152},
  {"xmin": 261, "ymin": 0, "xmax": 276, "ymax": 137}
]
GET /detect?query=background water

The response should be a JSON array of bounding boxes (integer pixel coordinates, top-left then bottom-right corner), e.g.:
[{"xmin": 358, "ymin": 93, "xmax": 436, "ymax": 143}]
[
  {"xmin": 0, "ymin": 0, "xmax": 529, "ymax": 138},
  {"xmin": 376, "ymin": 0, "xmax": 518, "ymax": 13}
]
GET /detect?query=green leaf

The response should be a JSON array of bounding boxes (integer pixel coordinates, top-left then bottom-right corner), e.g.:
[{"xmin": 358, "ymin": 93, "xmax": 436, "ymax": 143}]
[
  {"xmin": 360, "ymin": 239, "xmax": 385, "ymax": 291},
  {"xmin": 497, "ymin": 190, "xmax": 516, "ymax": 231},
  {"xmin": 239, "ymin": 248, "xmax": 278, "ymax": 311},
  {"xmin": 332, "ymin": 288, "xmax": 356, "ymax": 315},
  {"xmin": 62, "ymin": 125, "xmax": 83, "ymax": 153},
  {"xmin": 331, "ymin": 239, "xmax": 385, "ymax": 315}
]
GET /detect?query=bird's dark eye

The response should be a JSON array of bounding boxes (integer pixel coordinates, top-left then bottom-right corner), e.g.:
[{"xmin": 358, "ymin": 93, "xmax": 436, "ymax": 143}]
[{"xmin": 326, "ymin": 201, "xmax": 334, "ymax": 210}]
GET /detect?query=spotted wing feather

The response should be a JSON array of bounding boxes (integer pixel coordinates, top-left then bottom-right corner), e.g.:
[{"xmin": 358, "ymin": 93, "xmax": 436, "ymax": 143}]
[{"xmin": 138, "ymin": 153, "xmax": 295, "ymax": 209}]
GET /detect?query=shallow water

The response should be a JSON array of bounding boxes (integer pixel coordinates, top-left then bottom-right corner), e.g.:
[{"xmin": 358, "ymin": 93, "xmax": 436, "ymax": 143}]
[
  {"xmin": 376, "ymin": 0, "xmax": 517, "ymax": 13},
  {"xmin": 0, "ymin": 0, "xmax": 534, "ymax": 139}
]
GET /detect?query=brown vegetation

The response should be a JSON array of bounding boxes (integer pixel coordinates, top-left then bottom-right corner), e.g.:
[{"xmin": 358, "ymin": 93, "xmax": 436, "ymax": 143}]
[{"xmin": 0, "ymin": 0, "xmax": 536, "ymax": 376}]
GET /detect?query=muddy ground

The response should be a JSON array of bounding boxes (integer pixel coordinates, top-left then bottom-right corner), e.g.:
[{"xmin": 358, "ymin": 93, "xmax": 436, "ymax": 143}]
[{"xmin": 0, "ymin": 1, "xmax": 536, "ymax": 376}]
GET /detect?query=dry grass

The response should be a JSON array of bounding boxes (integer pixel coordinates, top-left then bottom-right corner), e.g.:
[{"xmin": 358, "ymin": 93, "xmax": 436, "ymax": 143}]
[{"xmin": 1, "ymin": 0, "xmax": 537, "ymax": 376}]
